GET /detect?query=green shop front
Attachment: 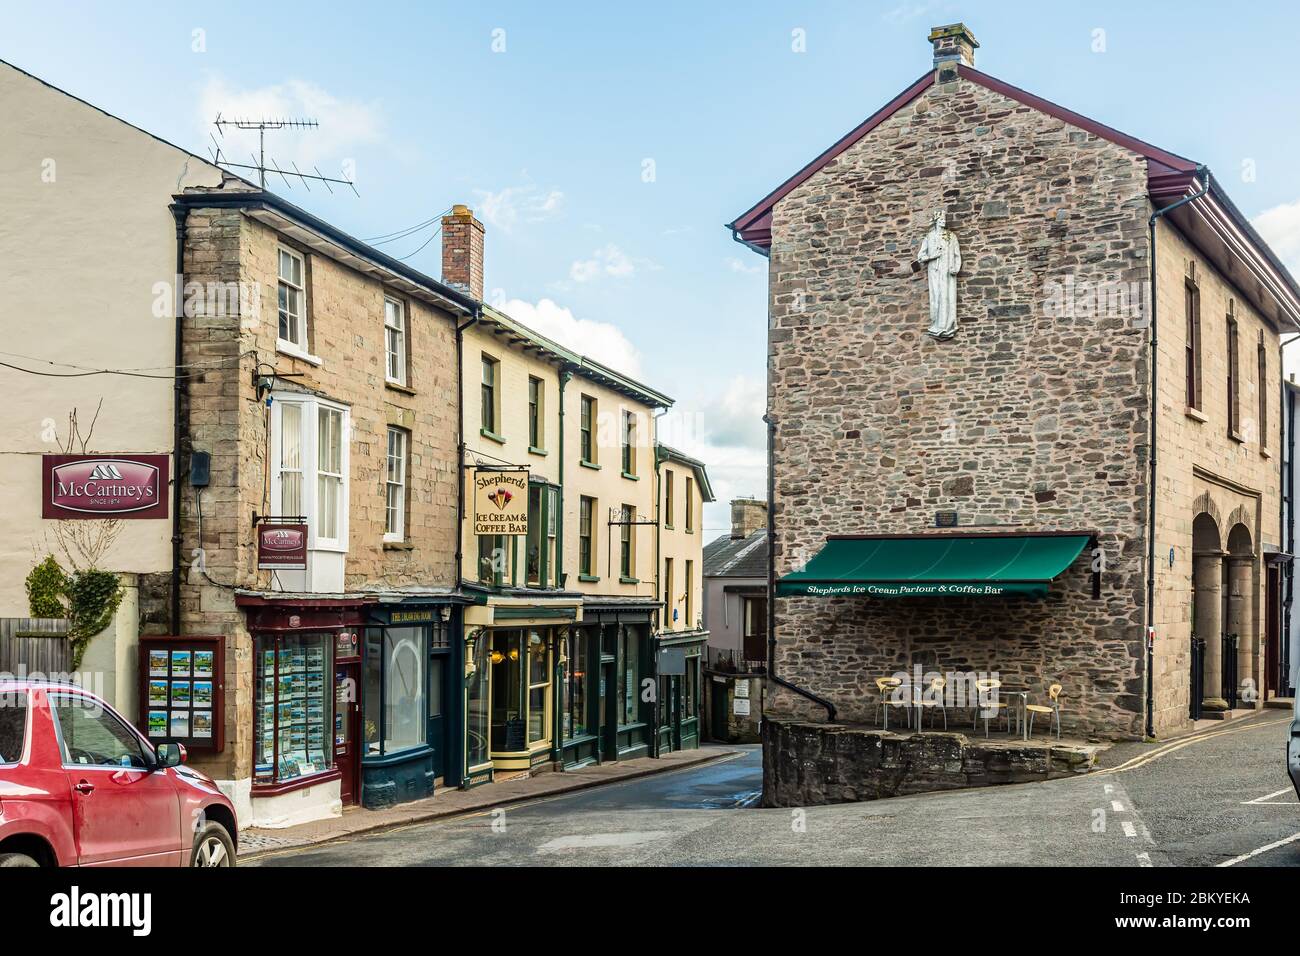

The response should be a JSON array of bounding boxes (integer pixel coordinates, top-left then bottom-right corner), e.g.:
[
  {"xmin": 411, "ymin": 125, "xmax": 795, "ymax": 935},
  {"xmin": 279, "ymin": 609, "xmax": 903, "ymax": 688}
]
[
  {"xmin": 559, "ymin": 598, "xmax": 659, "ymax": 768},
  {"xmin": 655, "ymin": 628, "xmax": 705, "ymax": 754},
  {"xmin": 360, "ymin": 598, "xmax": 466, "ymax": 807}
]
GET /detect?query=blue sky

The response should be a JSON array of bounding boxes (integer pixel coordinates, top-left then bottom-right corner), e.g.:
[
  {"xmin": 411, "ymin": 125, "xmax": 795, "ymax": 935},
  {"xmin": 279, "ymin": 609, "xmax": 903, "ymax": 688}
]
[{"xmin": 7, "ymin": 1, "xmax": 1300, "ymax": 538}]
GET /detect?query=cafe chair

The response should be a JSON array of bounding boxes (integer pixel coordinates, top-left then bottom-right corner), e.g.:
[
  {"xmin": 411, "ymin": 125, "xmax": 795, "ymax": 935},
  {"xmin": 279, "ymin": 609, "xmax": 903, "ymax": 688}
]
[
  {"xmin": 875, "ymin": 677, "xmax": 908, "ymax": 730},
  {"xmin": 972, "ymin": 678, "xmax": 1009, "ymax": 738},
  {"xmin": 1025, "ymin": 684, "xmax": 1063, "ymax": 739},
  {"xmin": 916, "ymin": 676, "xmax": 947, "ymax": 730}
]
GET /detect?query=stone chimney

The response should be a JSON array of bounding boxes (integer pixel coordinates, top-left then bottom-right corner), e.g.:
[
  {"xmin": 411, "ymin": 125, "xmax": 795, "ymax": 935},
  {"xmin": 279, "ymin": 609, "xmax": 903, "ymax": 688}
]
[
  {"xmin": 441, "ymin": 204, "xmax": 485, "ymax": 300},
  {"xmin": 730, "ymin": 498, "xmax": 768, "ymax": 540},
  {"xmin": 929, "ymin": 22, "xmax": 978, "ymax": 81}
]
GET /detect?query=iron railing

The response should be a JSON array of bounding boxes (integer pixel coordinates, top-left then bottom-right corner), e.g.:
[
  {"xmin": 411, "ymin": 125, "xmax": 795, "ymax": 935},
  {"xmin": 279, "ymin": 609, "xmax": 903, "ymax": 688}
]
[
  {"xmin": 1222, "ymin": 632, "xmax": 1239, "ymax": 709},
  {"xmin": 1189, "ymin": 636, "xmax": 1205, "ymax": 720}
]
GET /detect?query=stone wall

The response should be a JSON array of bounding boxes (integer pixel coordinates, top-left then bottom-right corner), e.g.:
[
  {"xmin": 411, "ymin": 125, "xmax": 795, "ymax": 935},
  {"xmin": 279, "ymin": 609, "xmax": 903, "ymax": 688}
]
[
  {"xmin": 762, "ymin": 719, "xmax": 1099, "ymax": 807},
  {"xmin": 766, "ymin": 71, "xmax": 1152, "ymax": 738},
  {"xmin": 178, "ymin": 205, "xmax": 461, "ymax": 780}
]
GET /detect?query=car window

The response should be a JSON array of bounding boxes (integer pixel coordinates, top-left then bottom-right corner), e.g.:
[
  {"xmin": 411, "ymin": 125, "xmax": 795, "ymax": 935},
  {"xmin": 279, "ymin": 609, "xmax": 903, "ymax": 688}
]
[
  {"xmin": 0, "ymin": 692, "xmax": 27, "ymax": 763},
  {"xmin": 51, "ymin": 695, "xmax": 149, "ymax": 769}
]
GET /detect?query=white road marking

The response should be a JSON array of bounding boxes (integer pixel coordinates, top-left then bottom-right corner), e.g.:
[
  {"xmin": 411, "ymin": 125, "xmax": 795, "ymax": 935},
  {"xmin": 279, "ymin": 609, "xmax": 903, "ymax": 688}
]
[
  {"xmin": 1217, "ymin": 830, "xmax": 1300, "ymax": 867},
  {"xmin": 1240, "ymin": 786, "xmax": 1300, "ymax": 806},
  {"xmin": 1111, "ymin": 800, "xmax": 1125, "ymax": 812},
  {"xmin": 1121, "ymin": 821, "xmax": 1137, "ymax": 838},
  {"xmin": 538, "ymin": 831, "xmax": 671, "ymax": 853},
  {"xmin": 1103, "ymin": 784, "xmax": 1114, "ymax": 794},
  {"xmin": 1136, "ymin": 851, "xmax": 1152, "ymax": 867}
]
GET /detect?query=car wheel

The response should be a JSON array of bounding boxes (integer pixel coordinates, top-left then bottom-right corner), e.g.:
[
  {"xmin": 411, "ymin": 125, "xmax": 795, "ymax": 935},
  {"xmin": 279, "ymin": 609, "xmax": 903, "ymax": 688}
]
[
  {"xmin": 190, "ymin": 823, "xmax": 236, "ymax": 868},
  {"xmin": 0, "ymin": 853, "xmax": 40, "ymax": 867}
]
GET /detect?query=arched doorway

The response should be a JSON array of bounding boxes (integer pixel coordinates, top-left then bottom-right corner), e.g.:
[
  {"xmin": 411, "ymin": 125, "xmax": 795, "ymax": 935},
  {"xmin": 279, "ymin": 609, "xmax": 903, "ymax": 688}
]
[
  {"xmin": 1224, "ymin": 523, "xmax": 1255, "ymax": 707},
  {"xmin": 1191, "ymin": 513, "xmax": 1224, "ymax": 713}
]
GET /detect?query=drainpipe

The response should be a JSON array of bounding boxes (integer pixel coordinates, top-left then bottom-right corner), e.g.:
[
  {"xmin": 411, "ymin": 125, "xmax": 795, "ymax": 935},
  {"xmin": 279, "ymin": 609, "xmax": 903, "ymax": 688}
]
[
  {"xmin": 557, "ymin": 367, "xmax": 570, "ymax": 585},
  {"xmin": 169, "ymin": 204, "xmax": 188, "ymax": 635},
  {"xmin": 1285, "ymin": 378, "xmax": 1297, "ymax": 691},
  {"xmin": 455, "ymin": 307, "xmax": 481, "ymax": 590},
  {"xmin": 764, "ymin": 414, "xmax": 837, "ymax": 721},
  {"xmin": 1145, "ymin": 165, "xmax": 1210, "ymax": 738}
]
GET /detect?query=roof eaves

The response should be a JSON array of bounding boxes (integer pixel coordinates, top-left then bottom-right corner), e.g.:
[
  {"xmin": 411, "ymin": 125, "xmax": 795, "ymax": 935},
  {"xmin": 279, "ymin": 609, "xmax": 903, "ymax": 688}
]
[{"xmin": 655, "ymin": 443, "xmax": 715, "ymax": 501}]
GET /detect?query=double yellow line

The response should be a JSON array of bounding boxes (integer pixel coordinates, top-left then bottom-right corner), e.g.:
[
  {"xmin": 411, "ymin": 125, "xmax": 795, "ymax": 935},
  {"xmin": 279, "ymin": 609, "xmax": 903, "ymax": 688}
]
[{"xmin": 1096, "ymin": 714, "xmax": 1291, "ymax": 776}]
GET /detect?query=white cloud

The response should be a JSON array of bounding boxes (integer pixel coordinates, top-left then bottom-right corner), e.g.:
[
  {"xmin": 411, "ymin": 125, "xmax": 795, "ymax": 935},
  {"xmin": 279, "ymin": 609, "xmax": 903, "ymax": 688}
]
[
  {"xmin": 727, "ymin": 256, "xmax": 764, "ymax": 275},
  {"xmin": 1253, "ymin": 198, "xmax": 1300, "ymax": 276},
  {"xmin": 199, "ymin": 76, "xmax": 382, "ymax": 176},
  {"xmin": 500, "ymin": 297, "xmax": 642, "ymax": 377},
  {"xmin": 883, "ymin": 0, "xmax": 946, "ymax": 24},
  {"xmin": 569, "ymin": 244, "xmax": 640, "ymax": 283},
  {"xmin": 473, "ymin": 185, "xmax": 564, "ymax": 233}
]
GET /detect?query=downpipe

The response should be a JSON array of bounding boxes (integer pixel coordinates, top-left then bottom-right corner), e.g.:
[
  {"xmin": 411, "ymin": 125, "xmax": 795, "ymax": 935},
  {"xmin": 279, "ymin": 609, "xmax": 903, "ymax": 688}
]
[{"xmin": 169, "ymin": 204, "xmax": 188, "ymax": 635}]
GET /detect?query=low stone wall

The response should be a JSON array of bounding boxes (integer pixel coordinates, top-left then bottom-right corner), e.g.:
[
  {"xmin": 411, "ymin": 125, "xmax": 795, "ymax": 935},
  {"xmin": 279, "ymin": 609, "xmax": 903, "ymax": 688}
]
[{"xmin": 762, "ymin": 719, "xmax": 1100, "ymax": 807}]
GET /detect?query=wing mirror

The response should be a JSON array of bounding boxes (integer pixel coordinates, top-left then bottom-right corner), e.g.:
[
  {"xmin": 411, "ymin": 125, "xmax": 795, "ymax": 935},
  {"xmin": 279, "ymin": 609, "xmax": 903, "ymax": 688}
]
[{"xmin": 155, "ymin": 742, "xmax": 187, "ymax": 769}]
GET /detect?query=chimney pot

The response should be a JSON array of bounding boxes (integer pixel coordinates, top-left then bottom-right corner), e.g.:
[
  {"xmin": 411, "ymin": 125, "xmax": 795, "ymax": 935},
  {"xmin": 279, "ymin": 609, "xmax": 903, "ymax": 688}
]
[
  {"xmin": 441, "ymin": 204, "xmax": 485, "ymax": 300},
  {"xmin": 928, "ymin": 22, "xmax": 978, "ymax": 74}
]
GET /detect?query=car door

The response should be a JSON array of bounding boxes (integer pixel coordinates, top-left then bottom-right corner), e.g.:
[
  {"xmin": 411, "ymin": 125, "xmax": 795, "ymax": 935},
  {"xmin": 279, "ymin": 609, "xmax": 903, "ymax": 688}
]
[{"xmin": 50, "ymin": 692, "xmax": 183, "ymax": 866}]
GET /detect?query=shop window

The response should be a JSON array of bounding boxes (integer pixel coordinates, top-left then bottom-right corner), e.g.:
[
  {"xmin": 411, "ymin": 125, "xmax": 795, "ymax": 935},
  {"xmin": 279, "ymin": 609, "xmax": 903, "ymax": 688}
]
[
  {"xmin": 527, "ymin": 630, "xmax": 551, "ymax": 744},
  {"xmin": 271, "ymin": 395, "xmax": 350, "ymax": 551},
  {"xmin": 466, "ymin": 633, "xmax": 490, "ymax": 769},
  {"xmin": 619, "ymin": 627, "xmax": 640, "ymax": 726},
  {"xmin": 364, "ymin": 626, "xmax": 426, "ymax": 757},
  {"xmin": 384, "ymin": 297, "xmax": 406, "ymax": 386},
  {"xmin": 563, "ymin": 630, "xmax": 588, "ymax": 740},
  {"xmin": 254, "ymin": 632, "xmax": 332, "ymax": 786},
  {"xmin": 490, "ymin": 631, "xmax": 524, "ymax": 751},
  {"xmin": 428, "ymin": 657, "xmax": 443, "ymax": 718},
  {"xmin": 684, "ymin": 661, "xmax": 698, "ymax": 719}
]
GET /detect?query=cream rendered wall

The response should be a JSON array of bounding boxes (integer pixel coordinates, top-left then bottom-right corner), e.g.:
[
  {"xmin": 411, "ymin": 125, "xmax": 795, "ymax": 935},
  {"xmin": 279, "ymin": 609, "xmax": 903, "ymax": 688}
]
[
  {"xmin": 658, "ymin": 464, "xmax": 705, "ymax": 631},
  {"xmin": 561, "ymin": 378, "xmax": 656, "ymax": 599},
  {"xmin": 459, "ymin": 322, "xmax": 562, "ymax": 585},
  {"xmin": 0, "ymin": 62, "xmax": 223, "ymax": 614}
]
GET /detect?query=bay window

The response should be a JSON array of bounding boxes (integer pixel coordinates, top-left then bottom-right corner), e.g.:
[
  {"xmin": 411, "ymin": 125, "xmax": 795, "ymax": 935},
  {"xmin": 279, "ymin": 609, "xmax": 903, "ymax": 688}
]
[
  {"xmin": 270, "ymin": 394, "xmax": 351, "ymax": 574},
  {"xmin": 253, "ymin": 631, "xmax": 332, "ymax": 786}
]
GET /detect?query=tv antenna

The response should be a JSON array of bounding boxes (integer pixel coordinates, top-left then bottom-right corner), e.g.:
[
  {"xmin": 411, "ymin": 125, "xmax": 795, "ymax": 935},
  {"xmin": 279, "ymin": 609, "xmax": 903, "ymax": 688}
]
[{"xmin": 210, "ymin": 114, "xmax": 358, "ymax": 195}]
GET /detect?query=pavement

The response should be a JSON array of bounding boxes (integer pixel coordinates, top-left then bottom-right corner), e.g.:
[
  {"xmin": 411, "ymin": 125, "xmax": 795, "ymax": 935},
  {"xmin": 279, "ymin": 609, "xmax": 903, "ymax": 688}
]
[{"xmin": 247, "ymin": 710, "xmax": 1299, "ymax": 866}]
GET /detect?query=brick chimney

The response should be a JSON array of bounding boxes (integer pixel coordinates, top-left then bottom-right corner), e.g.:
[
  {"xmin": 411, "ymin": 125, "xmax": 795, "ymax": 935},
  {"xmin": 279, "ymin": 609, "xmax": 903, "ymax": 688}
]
[
  {"xmin": 730, "ymin": 498, "xmax": 768, "ymax": 540},
  {"xmin": 441, "ymin": 204, "xmax": 485, "ymax": 300},
  {"xmin": 929, "ymin": 22, "xmax": 978, "ymax": 81}
]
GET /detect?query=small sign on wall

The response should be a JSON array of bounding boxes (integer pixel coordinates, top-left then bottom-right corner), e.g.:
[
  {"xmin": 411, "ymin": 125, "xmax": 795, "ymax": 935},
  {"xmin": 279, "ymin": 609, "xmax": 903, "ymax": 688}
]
[
  {"xmin": 734, "ymin": 679, "xmax": 750, "ymax": 699},
  {"xmin": 257, "ymin": 523, "xmax": 308, "ymax": 570},
  {"xmin": 733, "ymin": 697, "xmax": 751, "ymax": 717}
]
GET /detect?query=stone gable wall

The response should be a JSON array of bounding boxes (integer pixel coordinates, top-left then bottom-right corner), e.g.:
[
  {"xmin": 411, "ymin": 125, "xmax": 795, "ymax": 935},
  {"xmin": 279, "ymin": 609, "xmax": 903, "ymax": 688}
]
[{"xmin": 766, "ymin": 74, "xmax": 1152, "ymax": 738}]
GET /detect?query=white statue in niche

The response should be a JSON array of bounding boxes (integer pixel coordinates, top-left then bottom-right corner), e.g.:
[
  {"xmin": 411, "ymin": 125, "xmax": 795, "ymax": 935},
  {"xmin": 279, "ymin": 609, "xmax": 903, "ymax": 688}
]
[{"xmin": 914, "ymin": 210, "xmax": 961, "ymax": 339}]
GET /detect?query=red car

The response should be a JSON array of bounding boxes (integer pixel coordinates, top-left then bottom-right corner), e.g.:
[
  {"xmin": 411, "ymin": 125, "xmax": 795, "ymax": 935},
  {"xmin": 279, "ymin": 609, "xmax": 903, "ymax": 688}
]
[{"xmin": 0, "ymin": 680, "xmax": 237, "ymax": 867}]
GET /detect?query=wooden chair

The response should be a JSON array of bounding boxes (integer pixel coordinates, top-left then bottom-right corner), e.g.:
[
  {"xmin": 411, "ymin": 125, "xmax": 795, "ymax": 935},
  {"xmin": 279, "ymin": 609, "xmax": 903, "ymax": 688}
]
[{"xmin": 1025, "ymin": 683, "xmax": 1063, "ymax": 739}]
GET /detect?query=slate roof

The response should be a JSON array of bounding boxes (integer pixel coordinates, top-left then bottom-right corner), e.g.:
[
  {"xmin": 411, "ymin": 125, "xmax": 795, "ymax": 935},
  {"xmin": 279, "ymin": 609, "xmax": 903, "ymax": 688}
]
[{"xmin": 703, "ymin": 529, "xmax": 768, "ymax": 579}]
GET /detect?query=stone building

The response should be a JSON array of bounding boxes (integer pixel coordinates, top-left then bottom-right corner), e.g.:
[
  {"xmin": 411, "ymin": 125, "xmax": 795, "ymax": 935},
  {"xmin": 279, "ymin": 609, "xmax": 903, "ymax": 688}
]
[{"xmin": 726, "ymin": 24, "xmax": 1300, "ymax": 744}]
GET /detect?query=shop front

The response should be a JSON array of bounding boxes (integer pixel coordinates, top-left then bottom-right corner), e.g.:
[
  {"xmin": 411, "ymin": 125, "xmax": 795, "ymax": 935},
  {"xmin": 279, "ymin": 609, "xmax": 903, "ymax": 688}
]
[
  {"xmin": 656, "ymin": 630, "xmax": 705, "ymax": 753},
  {"xmin": 560, "ymin": 599, "xmax": 657, "ymax": 768},
  {"xmin": 361, "ymin": 600, "xmax": 464, "ymax": 807},
  {"xmin": 462, "ymin": 595, "xmax": 583, "ymax": 786},
  {"xmin": 238, "ymin": 596, "xmax": 372, "ymax": 828}
]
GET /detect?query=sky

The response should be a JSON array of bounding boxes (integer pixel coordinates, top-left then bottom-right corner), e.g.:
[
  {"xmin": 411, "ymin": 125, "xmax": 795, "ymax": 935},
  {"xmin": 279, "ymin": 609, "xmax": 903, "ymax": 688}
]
[{"xmin": 7, "ymin": 1, "xmax": 1300, "ymax": 540}]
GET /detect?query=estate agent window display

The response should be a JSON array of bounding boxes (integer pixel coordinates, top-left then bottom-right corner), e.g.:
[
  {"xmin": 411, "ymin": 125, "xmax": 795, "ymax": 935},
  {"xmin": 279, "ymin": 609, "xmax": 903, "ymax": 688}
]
[{"xmin": 254, "ymin": 631, "xmax": 335, "ymax": 787}]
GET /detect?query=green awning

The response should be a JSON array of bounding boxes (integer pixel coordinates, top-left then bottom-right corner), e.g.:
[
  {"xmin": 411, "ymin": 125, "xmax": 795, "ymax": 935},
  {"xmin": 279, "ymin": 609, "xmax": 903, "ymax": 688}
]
[{"xmin": 777, "ymin": 533, "xmax": 1091, "ymax": 598}]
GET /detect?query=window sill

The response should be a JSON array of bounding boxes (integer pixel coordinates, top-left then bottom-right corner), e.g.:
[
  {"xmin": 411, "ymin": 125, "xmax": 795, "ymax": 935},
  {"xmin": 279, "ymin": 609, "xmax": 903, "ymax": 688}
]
[
  {"xmin": 480, "ymin": 427, "xmax": 506, "ymax": 445},
  {"xmin": 578, "ymin": 574, "xmax": 600, "ymax": 583},
  {"xmin": 1229, "ymin": 430, "xmax": 1245, "ymax": 444},
  {"xmin": 1261, "ymin": 447, "xmax": 1272, "ymax": 460},
  {"xmin": 528, "ymin": 445, "xmax": 548, "ymax": 457},
  {"xmin": 277, "ymin": 342, "xmax": 323, "ymax": 366},
  {"xmin": 664, "ymin": 523, "xmax": 674, "ymax": 531},
  {"xmin": 312, "ymin": 542, "xmax": 349, "ymax": 555},
  {"xmin": 252, "ymin": 767, "xmax": 341, "ymax": 798},
  {"xmin": 385, "ymin": 380, "xmax": 416, "ymax": 396},
  {"xmin": 579, "ymin": 459, "xmax": 601, "ymax": 470},
  {"xmin": 621, "ymin": 471, "xmax": 639, "ymax": 481},
  {"xmin": 383, "ymin": 540, "xmax": 414, "ymax": 551},
  {"xmin": 1184, "ymin": 406, "xmax": 1208, "ymax": 423},
  {"xmin": 620, "ymin": 576, "xmax": 640, "ymax": 585}
]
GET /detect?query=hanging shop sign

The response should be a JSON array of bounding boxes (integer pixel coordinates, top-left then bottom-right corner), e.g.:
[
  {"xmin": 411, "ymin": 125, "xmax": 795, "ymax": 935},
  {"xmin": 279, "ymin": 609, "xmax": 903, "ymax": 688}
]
[
  {"xmin": 42, "ymin": 454, "xmax": 169, "ymax": 519},
  {"xmin": 257, "ymin": 523, "xmax": 308, "ymax": 570},
  {"xmin": 472, "ymin": 469, "xmax": 529, "ymax": 536}
]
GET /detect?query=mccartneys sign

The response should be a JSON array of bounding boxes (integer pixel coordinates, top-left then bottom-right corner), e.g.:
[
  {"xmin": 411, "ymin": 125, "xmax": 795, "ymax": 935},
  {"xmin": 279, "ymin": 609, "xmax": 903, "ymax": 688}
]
[
  {"xmin": 472, "ymin": 469, "xmax": 529, "ymax": 536},
  {"xmin": 42, "ymin": 455, "xmax": 170, "ymax": 519}
]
